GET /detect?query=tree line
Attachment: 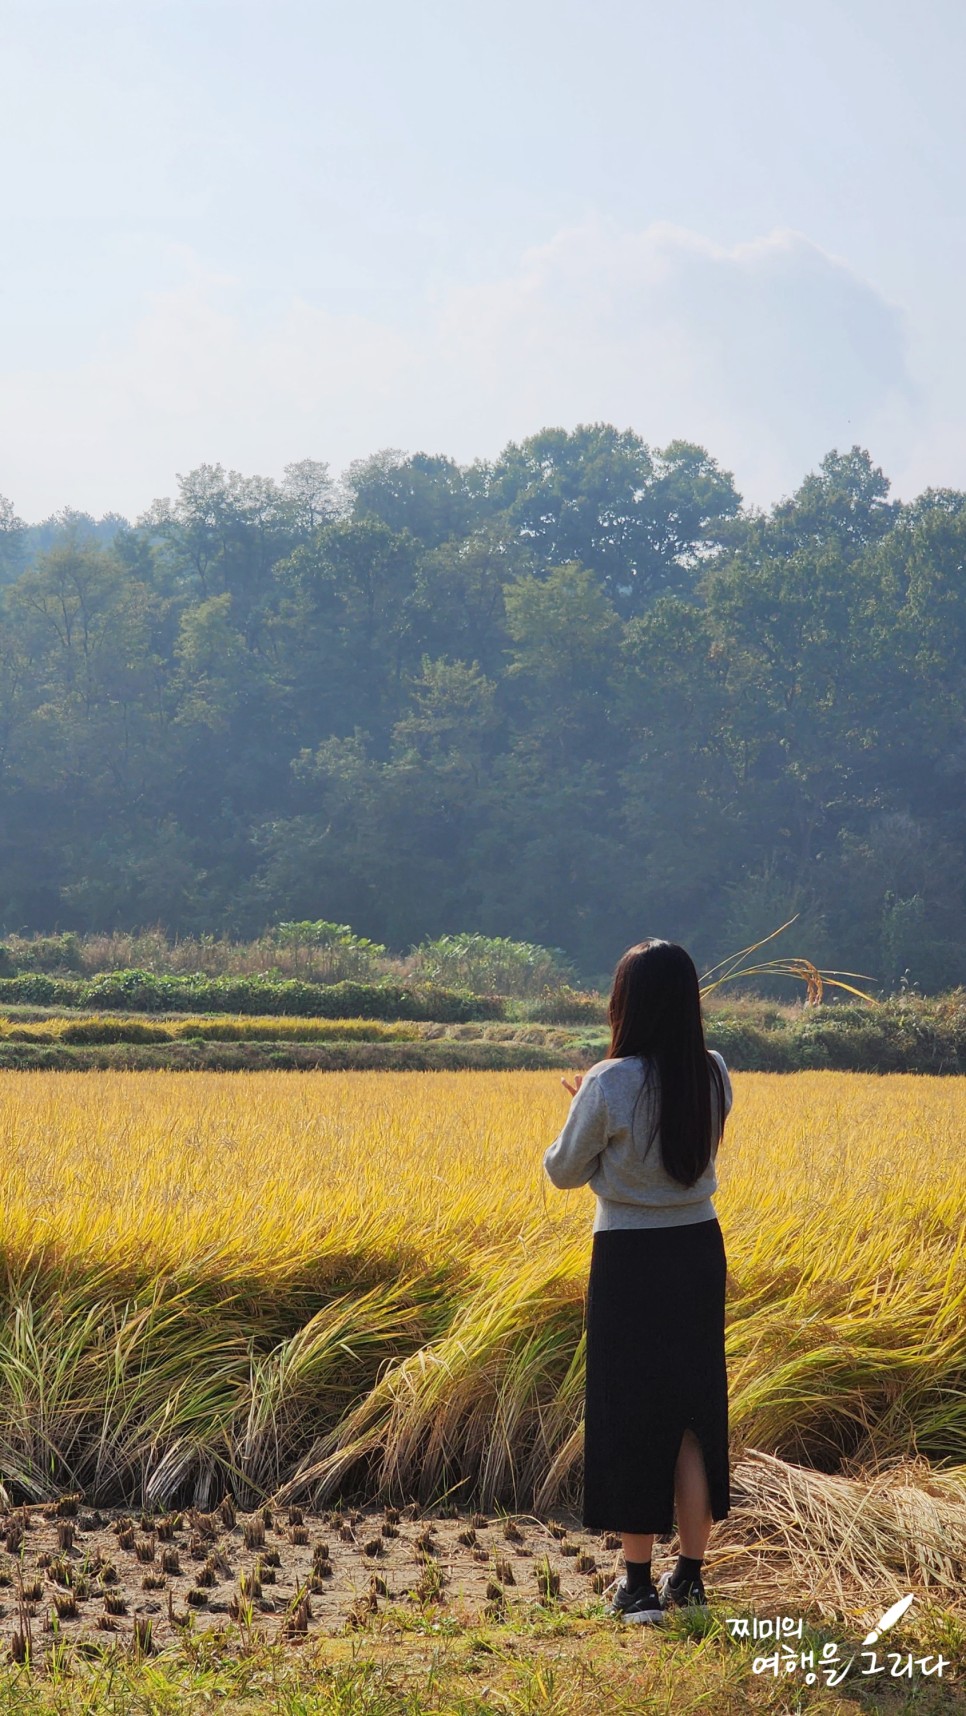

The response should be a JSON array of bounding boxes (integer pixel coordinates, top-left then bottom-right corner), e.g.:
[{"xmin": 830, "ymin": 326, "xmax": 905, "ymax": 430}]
[{"xmin": 1, "ymin": 427, "xmax": 964, "ymax": 991}]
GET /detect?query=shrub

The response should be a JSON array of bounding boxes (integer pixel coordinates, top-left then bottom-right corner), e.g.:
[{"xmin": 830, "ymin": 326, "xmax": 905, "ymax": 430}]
[
  {"xmin": 4, "ymin": 932, "xmax": 85, "ymax": 974},
  {"xmin": 269, "ymin": 920, "xmax": 387, "ymax": 982},
  {"xmin": 81, "ymin": 970, "xmax": 180, "ymax": 1011},
  {"xmin": 0, "ymin": 971, "xmax": 507, "ymax": 1022},
  {"xmin": 705, "ymin": 1017, "xmax": 796, "ymax": 1073},
  {"xmin": 404, "ymin": 933, "xmax": 577, "ymax": 998},
  {"xmin": 0, "ymin": 975, "xmax": 84, "ymax": 1006},
  {"xmin": 789, "ymin": 1000, "xmax": 966, "ymax": 1074},
  {"xmin": 526, "ymin": 987, "xmax": 607, "ymax": 1025}
]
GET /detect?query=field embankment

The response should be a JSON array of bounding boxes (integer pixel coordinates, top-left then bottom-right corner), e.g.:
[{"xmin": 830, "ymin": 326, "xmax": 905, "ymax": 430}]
[{"xmin": 2, "ymin": 990, "xmax": 966, "ymax": 1072}]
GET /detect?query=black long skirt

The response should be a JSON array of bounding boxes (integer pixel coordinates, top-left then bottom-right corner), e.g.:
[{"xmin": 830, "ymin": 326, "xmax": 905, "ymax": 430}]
[{"xmin": 582, "ymin": 1218, "xmax": 731, "ymax": 1536}]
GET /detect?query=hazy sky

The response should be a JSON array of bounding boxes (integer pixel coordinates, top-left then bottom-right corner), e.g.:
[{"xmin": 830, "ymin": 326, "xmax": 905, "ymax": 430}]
[{"xmin": 2, "ymin": 0, "xmax": 965, "ymax": 520}]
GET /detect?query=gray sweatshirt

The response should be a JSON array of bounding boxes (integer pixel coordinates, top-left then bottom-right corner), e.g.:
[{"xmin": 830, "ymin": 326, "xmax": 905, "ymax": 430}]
[{"xmin": 543, "ymin": 1050, "xmax": 733, "ymax": 1231}]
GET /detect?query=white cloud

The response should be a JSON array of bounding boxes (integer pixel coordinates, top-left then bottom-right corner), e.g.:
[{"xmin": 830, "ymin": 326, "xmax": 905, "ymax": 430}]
[
  {"xmin": 0, "ymin": 221, "xmax": 915, "ymax": 518},
  {"xmin": 433, "ymin": 220, "xmax": 914, "ymax": 499}
]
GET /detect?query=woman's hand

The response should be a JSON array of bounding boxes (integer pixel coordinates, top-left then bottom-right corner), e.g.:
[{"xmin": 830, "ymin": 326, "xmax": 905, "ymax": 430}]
[{"xmin": 561, "ymin": 1072, "xmax": 584, "ymax": 1098}]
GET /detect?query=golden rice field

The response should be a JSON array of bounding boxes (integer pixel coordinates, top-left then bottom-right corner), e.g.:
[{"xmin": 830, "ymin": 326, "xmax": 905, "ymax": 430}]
[
  {"xmin": 0, "ymin": 1014, "xmax": 424, "ymax": 1043},
  {"xmin": 0, "ymin": 1067, "xmax": 962, "ymax": 1551},
  {"xmin": 0, "ymin": 1014, "xmax": 568, "ymax": 1044}
]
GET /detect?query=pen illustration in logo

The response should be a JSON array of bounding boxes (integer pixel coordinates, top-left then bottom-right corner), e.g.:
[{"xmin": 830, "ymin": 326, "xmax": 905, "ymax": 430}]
[{"xmin": 862, "ymin": 1593, "xmax": 915, "ymax": 1646}]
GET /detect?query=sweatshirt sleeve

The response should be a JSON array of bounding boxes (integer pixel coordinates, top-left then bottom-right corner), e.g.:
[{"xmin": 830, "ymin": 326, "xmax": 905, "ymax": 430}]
[
  {"xmin": 543, "ymin": 1076, "xmax": 610, "ymax": 1189},
  {"xmin": 710, "ymin": 1050, "xmax": 733, "ymax": 1119}
]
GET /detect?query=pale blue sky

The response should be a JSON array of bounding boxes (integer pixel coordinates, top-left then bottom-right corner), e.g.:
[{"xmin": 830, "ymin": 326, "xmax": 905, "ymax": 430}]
[{"xmin": 2, "ymin": 0, "xmax": 965, "ymax": 518}]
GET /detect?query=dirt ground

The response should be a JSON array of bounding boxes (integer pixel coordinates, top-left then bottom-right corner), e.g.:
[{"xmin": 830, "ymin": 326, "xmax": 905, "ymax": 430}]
[
  {"xmin": 0, "ymin": 1495, "xmax": 942, "ymax": 1658},
  {"xmin": 0, "ymin": 1497, "xmax": 647, "ymax": 1652}
]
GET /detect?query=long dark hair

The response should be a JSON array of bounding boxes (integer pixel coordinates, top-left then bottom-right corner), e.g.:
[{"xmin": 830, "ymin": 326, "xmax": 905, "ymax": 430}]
[{"xmin": 607, "ymin": 939, "xmax": 725, "ymax": 1187}]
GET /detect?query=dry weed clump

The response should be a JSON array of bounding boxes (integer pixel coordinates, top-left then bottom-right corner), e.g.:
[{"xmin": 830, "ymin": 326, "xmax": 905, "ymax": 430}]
[
  {"xmin": 717, "ymin": 1446, "xmax": 966, "ymax": 1615},
  {"xmin": 0, "ymin": 1067, "xmax": 958, "ymax": 1553}
]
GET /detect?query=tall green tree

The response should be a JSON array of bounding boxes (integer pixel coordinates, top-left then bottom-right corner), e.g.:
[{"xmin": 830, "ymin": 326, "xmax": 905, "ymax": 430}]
[
  {"xmin": 0, "ymin": 496, "xmax": 26, "ymax": 585},
  {"xmin": 481, "ymin": 424, "xmax": 739, "ymax": 612}
]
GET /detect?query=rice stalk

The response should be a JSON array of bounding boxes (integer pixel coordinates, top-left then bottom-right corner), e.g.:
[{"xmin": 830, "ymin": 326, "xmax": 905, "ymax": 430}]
[
  {"xmin": 0, "ymin": 1068, "xmax": 958, "ymax": 1518},
  {"xmin": 729, "ymin": 1447, "xmax": 966, "ymax": 1604},
  {"xmin": 699, "ymin": 916, "xmax": 876, "ymax": 1004},
  {"xmin": 227, "ymin": 1282, "xmax": 429, "ymax": 1503},
  {"xmin": 274, "ymin": 1240, "xmax": 587, "ymax": 1509}
]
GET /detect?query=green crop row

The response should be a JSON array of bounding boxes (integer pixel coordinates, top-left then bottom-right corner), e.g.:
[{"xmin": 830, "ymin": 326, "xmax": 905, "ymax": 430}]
[
  {"xmin": 0, "ymin": 971, "xmax": 510, "ymax": 1020},
  {"xmin": 0, "ymin": 1039, "xmax": 572, "ymax": 1072}
]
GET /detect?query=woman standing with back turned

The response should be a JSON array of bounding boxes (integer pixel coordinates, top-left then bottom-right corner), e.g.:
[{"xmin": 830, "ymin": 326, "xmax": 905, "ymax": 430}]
[{"xmin": 543, "ymin": 939, "xmax": 733, "ymax": 1623}]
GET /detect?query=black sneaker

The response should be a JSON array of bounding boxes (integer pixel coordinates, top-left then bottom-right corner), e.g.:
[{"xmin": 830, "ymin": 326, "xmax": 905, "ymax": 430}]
[
  {"xmin": 606, "ymin": 1575, "xmax": 666, "ymax": 1624},
  {"xmin": 657, "ymin": 1569, "xmax": 708, "ymax": 1611}
]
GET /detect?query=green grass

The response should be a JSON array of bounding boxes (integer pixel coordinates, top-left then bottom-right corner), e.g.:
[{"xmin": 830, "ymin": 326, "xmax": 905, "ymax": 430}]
[{"xmin": 0, "ymin": 1602, "xmax": 961, "ymax": 1715}]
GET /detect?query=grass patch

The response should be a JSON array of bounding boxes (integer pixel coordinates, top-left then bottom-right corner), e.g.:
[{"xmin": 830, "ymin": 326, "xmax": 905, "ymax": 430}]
[{"xmin": 0, "ymin": 1611, "xmax": 959, "ymax": 1715}]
